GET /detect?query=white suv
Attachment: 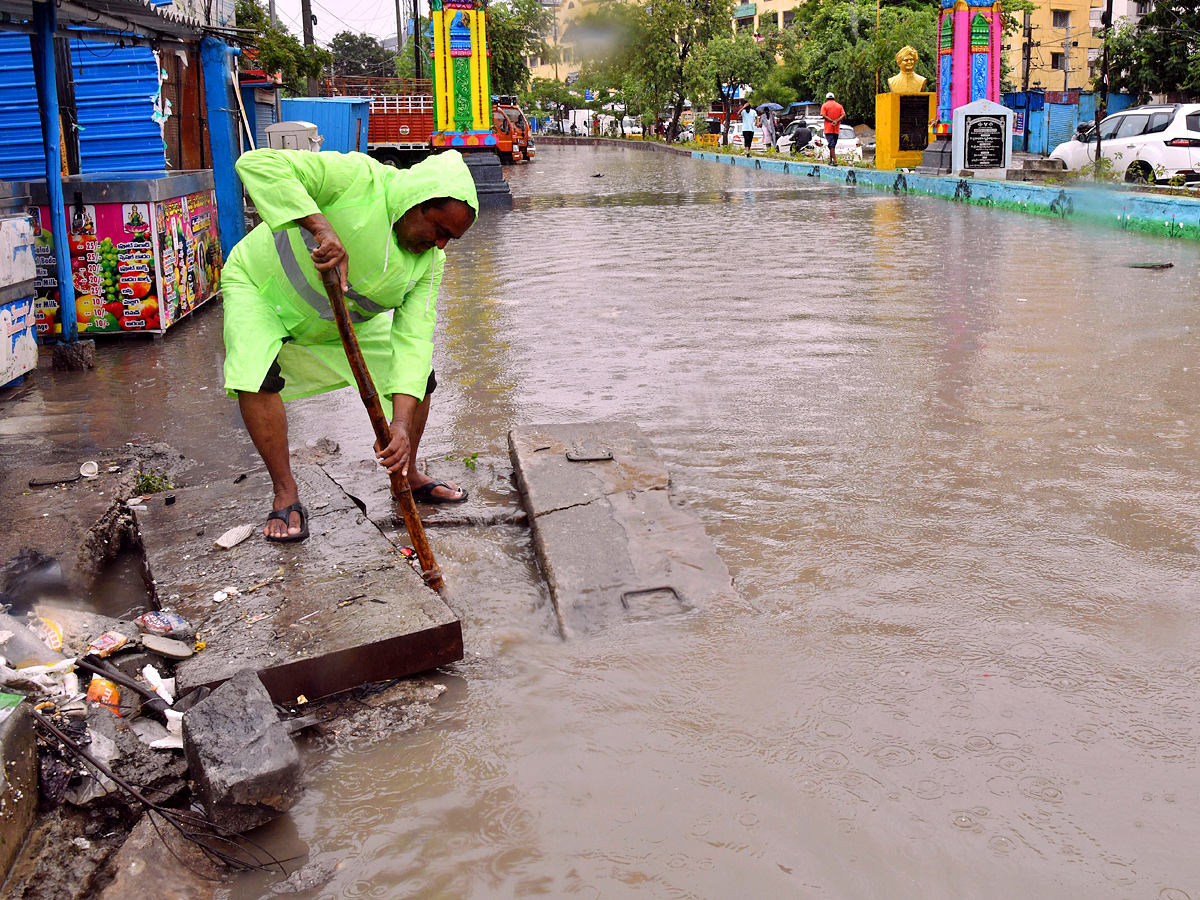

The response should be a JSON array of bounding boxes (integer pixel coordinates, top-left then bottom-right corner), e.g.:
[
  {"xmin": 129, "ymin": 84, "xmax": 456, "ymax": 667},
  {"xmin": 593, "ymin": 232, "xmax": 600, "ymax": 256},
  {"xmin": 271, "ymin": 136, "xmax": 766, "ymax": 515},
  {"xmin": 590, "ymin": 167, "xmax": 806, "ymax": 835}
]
[{"xmin": 1050, "ymin": 103, "xmax": 1200, "ymax": 183}]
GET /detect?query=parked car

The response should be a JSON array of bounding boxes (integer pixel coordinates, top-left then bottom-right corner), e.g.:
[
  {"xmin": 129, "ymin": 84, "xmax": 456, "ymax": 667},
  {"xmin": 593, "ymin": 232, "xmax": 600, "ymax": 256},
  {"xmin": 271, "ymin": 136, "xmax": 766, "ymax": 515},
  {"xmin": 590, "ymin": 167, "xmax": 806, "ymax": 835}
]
[
  {"xmin": 804, "ymin": 125, "xmax": 863, "ymax": 162},
  {"xmin": 1049, "ymin": 103, "xmax": 1200, "ymax": 183},
  {"xmin": 776, "ymin": 120, "xmax": 818, "ymax": 154},
  {"xmin": 725, "ymin": 125, "xmax": 766, "ymax": 150},
  {"xmin": 622, "ymin": 116, "xmax": 643, "ymax": 136}
]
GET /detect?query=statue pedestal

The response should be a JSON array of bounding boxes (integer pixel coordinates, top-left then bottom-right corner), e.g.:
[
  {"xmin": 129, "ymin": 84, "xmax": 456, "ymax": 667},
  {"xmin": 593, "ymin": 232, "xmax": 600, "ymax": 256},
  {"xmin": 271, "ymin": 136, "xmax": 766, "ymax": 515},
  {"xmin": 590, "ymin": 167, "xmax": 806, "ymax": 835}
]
[{"xmin": 875, "ymin": 92, "xmax": 937, "ymax": 171}]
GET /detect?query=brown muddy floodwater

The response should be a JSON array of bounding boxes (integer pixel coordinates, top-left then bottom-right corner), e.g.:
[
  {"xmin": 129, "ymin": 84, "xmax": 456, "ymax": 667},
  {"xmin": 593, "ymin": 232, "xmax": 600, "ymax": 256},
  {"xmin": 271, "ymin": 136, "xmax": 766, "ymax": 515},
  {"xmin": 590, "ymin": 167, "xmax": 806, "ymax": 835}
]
[{"xmin": 10, "ymin": 144, "xmax": 1200, "ymax": 898}]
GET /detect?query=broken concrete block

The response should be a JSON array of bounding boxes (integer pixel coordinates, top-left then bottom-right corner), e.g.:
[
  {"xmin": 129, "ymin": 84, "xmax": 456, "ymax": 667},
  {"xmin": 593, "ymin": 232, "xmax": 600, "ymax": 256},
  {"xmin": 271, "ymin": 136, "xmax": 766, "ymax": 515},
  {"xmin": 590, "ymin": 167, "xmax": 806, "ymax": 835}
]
[
  {"xmin": 182, "ymin": 670, "xmax": 302, "ymax": 833},
  {"xmin": 0, "ymin": 697, "xmax": 37, "ymax": 884}
]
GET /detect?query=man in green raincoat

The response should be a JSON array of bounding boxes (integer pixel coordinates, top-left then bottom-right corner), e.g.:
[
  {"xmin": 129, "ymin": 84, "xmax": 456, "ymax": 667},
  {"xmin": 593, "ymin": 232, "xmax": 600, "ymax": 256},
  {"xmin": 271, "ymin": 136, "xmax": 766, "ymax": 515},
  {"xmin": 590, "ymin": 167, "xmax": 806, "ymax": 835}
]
[{"xmin": 223, "ymin": 149, "xmax": 478, "ymax": 541}]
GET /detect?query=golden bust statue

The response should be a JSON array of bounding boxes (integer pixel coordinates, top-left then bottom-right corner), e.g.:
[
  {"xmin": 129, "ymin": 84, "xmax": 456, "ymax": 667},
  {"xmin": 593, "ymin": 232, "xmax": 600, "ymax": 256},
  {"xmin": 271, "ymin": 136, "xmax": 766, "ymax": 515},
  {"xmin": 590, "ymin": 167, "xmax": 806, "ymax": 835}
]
[{"xmin": 887, "ymin": 46, "xmax": 927, "ymax": 93}]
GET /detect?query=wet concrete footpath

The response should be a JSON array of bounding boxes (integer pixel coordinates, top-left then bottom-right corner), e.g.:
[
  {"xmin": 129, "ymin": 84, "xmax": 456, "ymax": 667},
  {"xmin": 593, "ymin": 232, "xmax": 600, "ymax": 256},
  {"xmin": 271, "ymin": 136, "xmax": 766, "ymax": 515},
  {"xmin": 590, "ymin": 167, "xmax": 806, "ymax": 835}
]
[{"xmin": 4, "ymin": 144, "xmax": 1200, "ymax": 899}]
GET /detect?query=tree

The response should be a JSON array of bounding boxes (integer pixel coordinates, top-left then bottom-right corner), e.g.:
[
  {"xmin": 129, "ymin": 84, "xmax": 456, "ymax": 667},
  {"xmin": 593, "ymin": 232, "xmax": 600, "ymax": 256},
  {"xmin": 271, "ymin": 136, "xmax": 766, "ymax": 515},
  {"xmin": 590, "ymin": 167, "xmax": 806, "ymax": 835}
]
[
  {"xmin": 685, "ymin": 30, "xmax": 770, "ymax": 142},
  {"xmin": 488, "ymin": 0, "xmax": 555, "ymax": 94},
  {"xmin": 328, "ymin": 31, "xmax": 396, "ymax": 79},
  {"xmin": 1104, "ymin": 1, "xmax": 1200, "ymax": 100},
  {"xmin": 234, "ymin": 0, "xmax": 330, "ymax": 94},
  {"xmin": 778, "ymin": 0, "xmax": 937, "ymax": 126}
]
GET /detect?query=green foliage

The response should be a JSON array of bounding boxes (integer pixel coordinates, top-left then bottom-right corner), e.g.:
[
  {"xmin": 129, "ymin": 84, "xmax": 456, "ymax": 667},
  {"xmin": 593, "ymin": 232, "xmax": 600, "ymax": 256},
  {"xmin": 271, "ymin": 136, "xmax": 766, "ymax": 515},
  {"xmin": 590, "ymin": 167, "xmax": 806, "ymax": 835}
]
[
  {"xmin": 329, "ymin": 31, "xmax": 396, "ymax": 79},
  {"xmin": 1104, "ymin": 1, "xmax": 1200, "ymax": 100},
  {"xmin": 234, "ymin": 0, "xmax": 330, "ymax": 93},
  {"xmin": 135, "ymin": 470, "xmax": 174, "ymax": 494},
  {"xmin": 780, "ymin": 0, "xmax": 937, "ymax": 126},
  {"xmin": 686, "ymin": 31, "xmax": 770, "ymax": 108},
  {"xmin": 488, "ymin": 0, "xmax": 556, "ymax": 94},
  {"xmin": 391, "ymin": 17, "xmax": 429, "ymax": 80}
]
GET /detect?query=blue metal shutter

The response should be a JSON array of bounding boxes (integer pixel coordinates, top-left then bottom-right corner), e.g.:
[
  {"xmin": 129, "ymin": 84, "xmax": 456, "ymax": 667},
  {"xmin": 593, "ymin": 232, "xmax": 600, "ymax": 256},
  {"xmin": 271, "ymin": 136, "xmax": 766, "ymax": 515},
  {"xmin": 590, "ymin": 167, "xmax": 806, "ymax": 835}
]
[
  {"xmin": 255, "ymin": 100, "xmax": 275, "ymax": 150},
  {"xmin": 1048, "ymin": 103, "xmax": 1076, "ymax": 149},
  {"xmin": 0, "ymin": 34, "xmax": 47, "ymax": 180},
  {"xmin": 70, "ymin": 40, "xmax": 166, "ymax": 172}
]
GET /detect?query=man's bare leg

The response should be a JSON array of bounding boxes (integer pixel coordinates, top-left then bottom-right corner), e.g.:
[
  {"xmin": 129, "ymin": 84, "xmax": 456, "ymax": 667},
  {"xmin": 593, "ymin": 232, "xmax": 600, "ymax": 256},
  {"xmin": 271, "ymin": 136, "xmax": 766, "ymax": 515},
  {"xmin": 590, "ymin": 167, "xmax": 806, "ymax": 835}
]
[
  {"xmin": 405, "ymin": 393, "xmax": 465, "ymax": 501},
  {"xmin": 238, "ymin": 391, "xmax": 303, "ymax": 538}
]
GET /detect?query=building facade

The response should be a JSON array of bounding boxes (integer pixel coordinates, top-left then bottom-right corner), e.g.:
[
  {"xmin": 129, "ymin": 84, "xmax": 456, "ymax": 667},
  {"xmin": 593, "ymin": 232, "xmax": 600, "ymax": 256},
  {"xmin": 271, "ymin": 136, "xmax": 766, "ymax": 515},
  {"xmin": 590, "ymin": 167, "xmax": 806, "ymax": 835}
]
[{"xmin": 1005, "ymin": 0, "xmax": 1103, "ymax": 91}]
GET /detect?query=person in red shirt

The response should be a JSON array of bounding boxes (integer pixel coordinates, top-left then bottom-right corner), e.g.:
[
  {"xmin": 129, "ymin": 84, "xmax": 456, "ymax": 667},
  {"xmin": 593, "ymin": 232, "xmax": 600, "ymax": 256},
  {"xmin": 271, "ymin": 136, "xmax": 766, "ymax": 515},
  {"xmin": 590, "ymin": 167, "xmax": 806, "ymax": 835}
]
[{"xmin": 820, "ymin": 92, "xmax": 845, "ymax": 165}]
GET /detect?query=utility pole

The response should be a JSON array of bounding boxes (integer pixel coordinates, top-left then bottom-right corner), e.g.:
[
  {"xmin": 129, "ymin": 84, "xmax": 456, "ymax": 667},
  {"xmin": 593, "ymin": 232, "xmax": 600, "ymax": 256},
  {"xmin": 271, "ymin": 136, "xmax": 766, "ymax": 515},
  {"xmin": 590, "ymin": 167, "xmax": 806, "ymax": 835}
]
[
  {"xmin": 269, "ymin": 0, "xmax": 282, "ymax": 118},
  {"xmin": 1094, "ymin": 0, "xmax": 1113, "ymax": 178},
  {"xmin": 301, "ymin": 0, "xmax": 318, "ymax": 96},
  {"xmin": 1062, "ymin": 21, "xmax": 1071, "ymax": 91},
  {"xmin": 414, "ymin": 0, "xmax": 423, "ymax": 80},
  {"xmin": 394, "ymin": 0, "xmax": 404, "ymax": 60},
  {"xmin": 1020, "ymin": 11, "xmax": 1032, "ymax": 91}
]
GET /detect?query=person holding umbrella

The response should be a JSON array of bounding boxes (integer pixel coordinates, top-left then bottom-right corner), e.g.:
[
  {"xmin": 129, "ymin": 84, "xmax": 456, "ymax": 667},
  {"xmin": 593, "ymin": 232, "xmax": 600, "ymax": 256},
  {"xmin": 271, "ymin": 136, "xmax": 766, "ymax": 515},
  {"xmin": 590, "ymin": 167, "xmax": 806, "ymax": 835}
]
[{"xmin": 757, "ymin": 102, "xmax": 782, "ymax": 151}]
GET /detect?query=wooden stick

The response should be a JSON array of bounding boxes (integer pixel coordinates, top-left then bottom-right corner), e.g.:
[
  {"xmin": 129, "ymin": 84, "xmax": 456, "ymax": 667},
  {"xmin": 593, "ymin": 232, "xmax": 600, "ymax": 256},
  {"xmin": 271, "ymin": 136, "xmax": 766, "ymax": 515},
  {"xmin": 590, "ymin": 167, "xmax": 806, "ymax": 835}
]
[{"xmin": 320, "ymin": 268, "xmax": 445, "ymax": 593}]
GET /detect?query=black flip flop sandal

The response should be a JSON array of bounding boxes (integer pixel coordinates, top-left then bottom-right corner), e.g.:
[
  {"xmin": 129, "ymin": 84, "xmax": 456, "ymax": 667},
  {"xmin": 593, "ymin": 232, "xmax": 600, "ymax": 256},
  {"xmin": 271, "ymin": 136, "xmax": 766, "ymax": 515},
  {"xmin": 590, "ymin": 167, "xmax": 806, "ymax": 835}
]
[
  {"xmin": 410, "ymin": 481, "xmax": 468, "ymax": 505},
  {"xmin": 265, "ymin": 502, "xmax": 309, "ymax": 543}
]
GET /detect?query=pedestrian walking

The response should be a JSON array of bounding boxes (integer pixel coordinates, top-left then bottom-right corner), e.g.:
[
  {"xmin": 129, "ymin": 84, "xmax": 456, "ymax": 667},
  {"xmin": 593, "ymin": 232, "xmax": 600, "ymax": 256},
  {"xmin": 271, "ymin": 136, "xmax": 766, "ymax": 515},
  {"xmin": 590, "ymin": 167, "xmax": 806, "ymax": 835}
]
[
  {"xmin": 739, "ymin": 101, "xmax": 757, "ymax": 155},
  {"xmin": 761, "ymin": 108, "xmax": 777, "ymax": 152},
  {"xmin": 820, "ymin": 92, "xmax": 845, "ymax": 165},
  {"xmin": 222, "ymin": 150, "xmax": 478, "ymax": 542}
]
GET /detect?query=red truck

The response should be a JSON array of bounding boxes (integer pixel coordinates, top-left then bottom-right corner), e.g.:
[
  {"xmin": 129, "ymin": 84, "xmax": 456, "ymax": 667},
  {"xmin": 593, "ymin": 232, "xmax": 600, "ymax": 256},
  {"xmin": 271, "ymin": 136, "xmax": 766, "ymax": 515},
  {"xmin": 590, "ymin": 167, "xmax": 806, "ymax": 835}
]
[{"xmin": 324, "ymin": 78, "xmax": 435, "ymax": 168}]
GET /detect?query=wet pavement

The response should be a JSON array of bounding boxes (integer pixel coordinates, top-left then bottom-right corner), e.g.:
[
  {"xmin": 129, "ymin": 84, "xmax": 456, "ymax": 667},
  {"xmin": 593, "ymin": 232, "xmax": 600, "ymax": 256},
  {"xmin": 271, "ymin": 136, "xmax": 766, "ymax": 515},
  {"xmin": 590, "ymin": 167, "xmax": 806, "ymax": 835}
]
[{"xmin": 6, "ymin": 144, "xmax": 1200, "ymax": 898}]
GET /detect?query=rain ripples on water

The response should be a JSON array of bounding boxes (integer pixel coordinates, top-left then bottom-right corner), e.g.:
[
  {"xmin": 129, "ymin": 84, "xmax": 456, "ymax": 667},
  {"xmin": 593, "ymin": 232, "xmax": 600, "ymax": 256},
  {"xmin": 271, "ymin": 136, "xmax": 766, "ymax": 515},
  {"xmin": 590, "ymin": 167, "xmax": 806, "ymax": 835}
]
[{"xmin": 79, "ymin": 145, "xmax": 1197, "ymax": 898}]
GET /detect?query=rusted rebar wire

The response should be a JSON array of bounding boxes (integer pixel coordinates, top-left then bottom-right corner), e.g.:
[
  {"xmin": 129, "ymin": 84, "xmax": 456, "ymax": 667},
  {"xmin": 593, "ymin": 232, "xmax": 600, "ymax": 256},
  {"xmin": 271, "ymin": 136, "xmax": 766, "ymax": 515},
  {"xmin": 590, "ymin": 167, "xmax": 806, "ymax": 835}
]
[{"xmin": 30, "ymin": 707, "xmax": 288, "ymax": 875}]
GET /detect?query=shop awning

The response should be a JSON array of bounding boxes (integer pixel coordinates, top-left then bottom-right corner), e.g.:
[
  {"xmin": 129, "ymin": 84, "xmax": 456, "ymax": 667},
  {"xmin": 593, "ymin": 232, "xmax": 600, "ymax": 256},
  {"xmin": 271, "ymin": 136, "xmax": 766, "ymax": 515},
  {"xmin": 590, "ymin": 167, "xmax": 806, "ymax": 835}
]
[{"xmin": 0, "ymin": 0, "xmax": 209, "ymax": 44}]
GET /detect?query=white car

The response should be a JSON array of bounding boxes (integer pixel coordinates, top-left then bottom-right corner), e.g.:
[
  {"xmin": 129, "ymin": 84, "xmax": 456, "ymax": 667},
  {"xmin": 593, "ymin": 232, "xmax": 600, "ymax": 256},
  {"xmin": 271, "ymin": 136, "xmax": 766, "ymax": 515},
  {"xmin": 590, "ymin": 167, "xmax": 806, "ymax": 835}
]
[
  {"xmin": 726, "ymin": 125, "xmax": 767, "ymax": 150},
  {"xmin": 775, "ymin": 120, "xmax": 818, "ymax": 154},
  {"xmin": 1049, "ymin": 103, "xmax": 1200, "ymax": 183},
  {"xmin": 805, "ymin": 125, "xmax": 863, "ymax": 162}
]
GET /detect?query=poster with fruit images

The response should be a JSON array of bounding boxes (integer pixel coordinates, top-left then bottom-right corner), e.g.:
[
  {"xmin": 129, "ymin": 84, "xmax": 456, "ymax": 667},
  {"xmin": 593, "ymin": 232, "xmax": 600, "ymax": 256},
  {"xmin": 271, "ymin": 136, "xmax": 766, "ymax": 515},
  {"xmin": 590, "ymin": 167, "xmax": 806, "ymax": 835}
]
[{"xmin": 28, "ymin": 189, "xmax": 220, "ymax": 337}]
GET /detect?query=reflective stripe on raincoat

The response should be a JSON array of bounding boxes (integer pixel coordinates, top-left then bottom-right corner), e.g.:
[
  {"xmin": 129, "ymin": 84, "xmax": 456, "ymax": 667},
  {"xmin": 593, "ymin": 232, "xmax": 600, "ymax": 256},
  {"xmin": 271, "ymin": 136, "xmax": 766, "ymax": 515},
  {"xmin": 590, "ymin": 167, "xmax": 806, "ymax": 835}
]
[{"xmin": 221, "ymin": 149, "xmax": 478, "ymax": 418}]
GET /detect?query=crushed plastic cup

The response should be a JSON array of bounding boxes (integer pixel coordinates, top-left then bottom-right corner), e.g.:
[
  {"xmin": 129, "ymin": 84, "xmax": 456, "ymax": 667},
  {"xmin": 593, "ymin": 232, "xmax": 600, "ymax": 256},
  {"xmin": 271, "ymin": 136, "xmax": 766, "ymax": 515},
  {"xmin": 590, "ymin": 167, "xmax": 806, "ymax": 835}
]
[{"xmin": 79, "ymin": 461, "xmax": 99, "ymax": 478}]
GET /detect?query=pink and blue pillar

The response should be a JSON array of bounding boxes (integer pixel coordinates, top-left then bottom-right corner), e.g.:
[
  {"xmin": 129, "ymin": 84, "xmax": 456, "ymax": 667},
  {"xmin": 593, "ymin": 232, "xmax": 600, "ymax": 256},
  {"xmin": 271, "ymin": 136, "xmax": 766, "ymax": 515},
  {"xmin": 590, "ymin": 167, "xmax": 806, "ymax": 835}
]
[{"xmin": 935, "ymin": 0, "xmax": 1003, "ymax": 133}]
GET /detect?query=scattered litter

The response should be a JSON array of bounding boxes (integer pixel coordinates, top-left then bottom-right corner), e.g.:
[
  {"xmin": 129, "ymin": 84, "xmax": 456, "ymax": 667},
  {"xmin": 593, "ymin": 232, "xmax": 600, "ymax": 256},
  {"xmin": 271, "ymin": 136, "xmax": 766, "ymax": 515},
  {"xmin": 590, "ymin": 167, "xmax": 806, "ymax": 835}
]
[
  {"xmin": 1128, "ymin": 262, "xmax": 1174, "ymax": 269},
  {"xmin": 296, "ymin": 610, "xmax": 320, "ymax": 623},
  {"xmin": 86, "ymin": 674, "xmax": 121, "ymax": 715},
  {"xmin": 245, "ymin": 613, "xmax": 271, "ymax": 626},
  {"xmin": 86, "ymin": 631, "xmax": 129, "ymax": 658},
  {"xmin": 214, "ymin": 524, "xmax": 255, "ymax": 550},
  {"xmin": 233, "ymin": 473, "xmax": 247, "ymax": 484},
  {"xmin": 296, "ymin": 695, "xmax": 308, "ymax": 705},
  {"xmin": 34, "ymin": 618, "xmax": 63, "ymax": 651},
  {"xmin": 337, "ymin": 594, "xmax": 366, "ymax": 608},
  {"xmin": 79, "ymin": 461, "xmax": 99, "ymax": 478},
  {"xmin": 64, "ymin": 731, "xmax": 118, "ymax": 804},
  {"xmin": 222, "ymin": 586, "xmax": 241, "ymax": 597},
  {"xmin": 213, "ymin": 591, "xmax": 229, "ymax": 604},
  {"xmin": 0, "ymin": 659, "xmax": 77, "ymax": 697},
  {"xmin": 135, "ymin": 611, "xmax": 192, "ymax": 638},
  {"xmin": 141, "ymin": 664, "xmax": 175, "ymax": 703},
  {"xmin": 142, "ymin": 634, "xmax": 194, "ymax": 660},
  {"xmin": 71, "ymin": 837, "xmax": 91, "ymax": 850},
  {"xmin": 164, "ymin": 709, "xmax": 184, "ymax": 736},
  {"xmin": 165, "ymin": 494, "xmax": 176, "ymax": 506},
  {"xmin": 194, "ymin": 640, "xmax": 207, "ymax": 652}
]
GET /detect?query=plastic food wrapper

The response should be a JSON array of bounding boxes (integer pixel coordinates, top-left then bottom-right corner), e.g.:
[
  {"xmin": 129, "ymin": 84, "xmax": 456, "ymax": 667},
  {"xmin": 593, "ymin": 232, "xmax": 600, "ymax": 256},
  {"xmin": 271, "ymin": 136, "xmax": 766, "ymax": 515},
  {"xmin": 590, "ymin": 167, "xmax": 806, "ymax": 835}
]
[
  {"xmin": 34, "ymin": 618, "xmax": 63, "ymax": 651},
  {"xmin": 65, "ymin": 731, "xmax": 118, "ymax": 805},
  {"xmin": 86, "ymin": 631, "xmax": 128, "ymax": 658},
  {"xmin": 86, "ymin": 674, "xmax": 121, "ymax": 715},
  {"xmin": 0, "ymin": 691, "xmax": 23, "ymax": 724},
  {"xmin": 134, "ymin": 611, "xmax": 191, "ymax": 637}
]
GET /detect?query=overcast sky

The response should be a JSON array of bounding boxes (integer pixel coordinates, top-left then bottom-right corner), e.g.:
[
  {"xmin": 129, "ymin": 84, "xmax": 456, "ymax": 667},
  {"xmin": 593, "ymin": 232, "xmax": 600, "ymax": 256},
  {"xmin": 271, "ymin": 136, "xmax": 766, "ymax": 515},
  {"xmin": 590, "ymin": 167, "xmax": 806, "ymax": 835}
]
[{"xmin": 270, "ymin": 0, "xmax": 430, "ymax": 46}]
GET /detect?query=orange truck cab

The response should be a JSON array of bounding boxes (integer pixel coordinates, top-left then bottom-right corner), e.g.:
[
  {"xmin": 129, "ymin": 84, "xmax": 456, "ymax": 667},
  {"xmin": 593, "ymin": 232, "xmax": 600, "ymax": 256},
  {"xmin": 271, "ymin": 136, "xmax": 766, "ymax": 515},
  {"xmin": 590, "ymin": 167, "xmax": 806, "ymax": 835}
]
[{"xmin": 492, "ymin": 96, "xmax": 535, "ymax": 164}]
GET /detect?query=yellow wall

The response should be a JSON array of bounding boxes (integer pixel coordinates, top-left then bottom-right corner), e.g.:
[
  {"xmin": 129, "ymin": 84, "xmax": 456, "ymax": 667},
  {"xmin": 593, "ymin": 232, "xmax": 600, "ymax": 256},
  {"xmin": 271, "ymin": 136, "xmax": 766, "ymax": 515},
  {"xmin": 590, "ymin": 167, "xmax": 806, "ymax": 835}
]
[{"xmin": 1004, "ymin": 0, "xmax": 1102, "ymax": 91}]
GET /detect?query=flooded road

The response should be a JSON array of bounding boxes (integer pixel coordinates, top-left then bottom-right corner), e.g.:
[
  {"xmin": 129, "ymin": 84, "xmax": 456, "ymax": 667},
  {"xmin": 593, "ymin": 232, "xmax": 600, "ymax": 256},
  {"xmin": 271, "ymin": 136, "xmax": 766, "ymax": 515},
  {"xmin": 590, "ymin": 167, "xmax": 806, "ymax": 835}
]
[{"xmin": 11, "ymin": 144, "xmax": 1200, "ymax": 897}]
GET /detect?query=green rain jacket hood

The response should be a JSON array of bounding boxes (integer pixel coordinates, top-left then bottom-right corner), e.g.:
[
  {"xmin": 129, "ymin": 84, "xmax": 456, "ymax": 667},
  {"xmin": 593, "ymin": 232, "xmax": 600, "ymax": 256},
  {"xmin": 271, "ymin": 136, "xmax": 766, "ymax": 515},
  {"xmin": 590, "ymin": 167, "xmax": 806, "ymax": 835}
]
[{"xmin": 221, "ymin": 150, "xmax": 478, "ymax": 416}]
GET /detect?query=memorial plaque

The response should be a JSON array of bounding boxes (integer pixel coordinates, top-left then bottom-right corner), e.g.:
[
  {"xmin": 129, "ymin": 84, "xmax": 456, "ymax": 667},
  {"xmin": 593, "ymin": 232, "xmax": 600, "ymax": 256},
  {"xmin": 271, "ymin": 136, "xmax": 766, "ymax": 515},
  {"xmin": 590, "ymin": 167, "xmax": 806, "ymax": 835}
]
[
  {"xmin": 964, "ymin": 114, "xmax": 1005, "ymax": 169},
  {"xmin": 898, "ymin": 96, "xmax": 930, "ymax": 152}
]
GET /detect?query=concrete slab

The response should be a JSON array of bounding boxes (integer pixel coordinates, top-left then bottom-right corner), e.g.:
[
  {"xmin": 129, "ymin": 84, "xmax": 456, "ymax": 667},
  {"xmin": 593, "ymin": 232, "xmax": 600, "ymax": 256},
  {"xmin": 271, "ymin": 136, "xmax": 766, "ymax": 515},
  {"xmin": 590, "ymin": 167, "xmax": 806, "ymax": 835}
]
[
  {"xmin": 134, "ymin": 464, "xmax": 462, "ymax": 703},
  {"xmin": 314, "ymin": 449, "xmax": 526, "ymax": 530},
  {"xmin": 510, "ymin": 422, "xmax": 734, "ymax": 637},
  {"xmin": 0, "ymin": 700, "xmax": 36, "ymax": 885}
]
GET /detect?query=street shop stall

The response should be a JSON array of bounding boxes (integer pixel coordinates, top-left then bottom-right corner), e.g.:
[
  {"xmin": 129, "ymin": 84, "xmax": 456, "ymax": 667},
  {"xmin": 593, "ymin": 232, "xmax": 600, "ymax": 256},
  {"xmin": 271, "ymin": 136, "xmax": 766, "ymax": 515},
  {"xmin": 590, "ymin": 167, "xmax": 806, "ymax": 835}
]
[
  {"xmin": 26, "ymin": 171, "xmax": 221, "ymax": 337},
  {"xmin": 0, "ymin": 182, "xmax": 38, "ymax": 386}
]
